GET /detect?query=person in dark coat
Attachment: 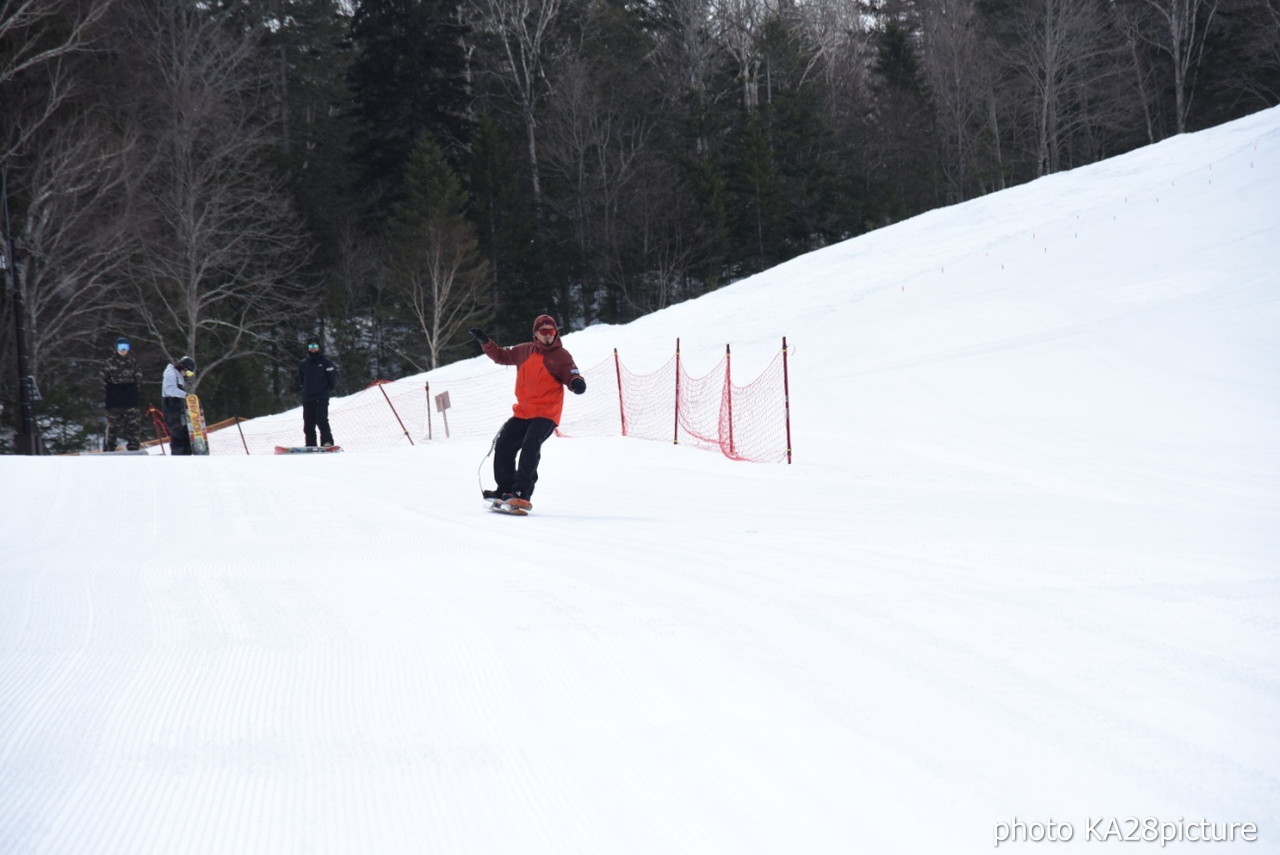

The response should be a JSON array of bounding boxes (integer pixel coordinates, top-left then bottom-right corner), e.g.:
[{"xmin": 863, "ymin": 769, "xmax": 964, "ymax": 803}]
[
  {"xmin": 102, "ymin": 337, "xmax": 142, "ymax": 451},
  {"xmin": 469, "ymin": 314, "xmax": 586, "ymax": 511},
  {"xmin": 298, "ymin": 337, "xmax": 337, "ymax": 447}
]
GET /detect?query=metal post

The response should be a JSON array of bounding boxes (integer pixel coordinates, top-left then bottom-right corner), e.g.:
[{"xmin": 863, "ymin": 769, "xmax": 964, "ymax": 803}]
[{"xmin": 1, "ymin": 168, "xmax": 42, "ymax": 454}]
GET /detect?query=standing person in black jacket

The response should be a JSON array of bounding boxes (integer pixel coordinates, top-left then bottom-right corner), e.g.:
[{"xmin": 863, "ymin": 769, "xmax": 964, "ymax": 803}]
[{"xmin": 298, "ymin": 337, "xmax": 337, "ymax": 447}]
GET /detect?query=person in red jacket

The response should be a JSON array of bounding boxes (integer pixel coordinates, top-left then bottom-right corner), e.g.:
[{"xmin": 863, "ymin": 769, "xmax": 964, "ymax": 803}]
[{"xmin": 470, "ymin": 314, "xmax": 586, "ymax": 511}]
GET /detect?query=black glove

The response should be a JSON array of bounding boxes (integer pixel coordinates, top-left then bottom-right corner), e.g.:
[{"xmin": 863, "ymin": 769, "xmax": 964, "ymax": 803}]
[
  {"xmin": 570, "ymin": 377, "xmax": 586, "ymax": 395},
  {"xmin": 468, "ymin": 328, "xmax": 489, "ymax": 344}
]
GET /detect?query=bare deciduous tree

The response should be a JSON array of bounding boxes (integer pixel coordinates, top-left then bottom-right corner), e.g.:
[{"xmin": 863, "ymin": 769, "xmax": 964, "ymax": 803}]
[
  {"xmin": 652, "ymin": 0, "xmax": 723, "ymax": 99},
  {"xmin": 625, "ymin": 161, "xmax": 704, "ymax": 314},
  {"xmin": 468, "ymin": 0, "xmax": 568, "ymax": 206},
  {"xmin": 0, "ymin": 0, "xmax": 115, "ymax": 89},
  {"xmin": 392, "ymin": 220, "xmax": 490, "ymax": 370},
  {"xmin": 998, "ymin": 0, "xmax": 1120, "ymax": 175},
  {"xmin": 386, "ymin": 136, "xmax": 490, "ymax": 371},
  {"xmin": 541, "ymin": 56, "xmax": 652, "ymax": 322},
  {"xmin": 794, "ymin": 0, "xmax": 875, "ymax": 127},
  {"xmin": 1118, "ymin": 0, "xmax": 1224, "ymax": 133},
  {"xmin": 712, "ymin": 0, "xmax": 778, "ymax": 110},
  {"xmin": 1, "ymin": 0, "xmax": 118, "ymax": 164},
  {"xmin": 17, "ymin": 115, "xmax": 137, "ymax": 382},
  {"xmin": 113, "ymin": 0, "xmax": 313, "ymax": 389},
  {"xmin": 1110, "ymin": 0, "xmax": 1162, "ymax": 142},
  {"xmin": 921, "ymin": 0, "xmax": 1002, "ymax": 199},
  {"xmin": 1, "ymin": 0, "xmax": 121, "ymax": 449}
]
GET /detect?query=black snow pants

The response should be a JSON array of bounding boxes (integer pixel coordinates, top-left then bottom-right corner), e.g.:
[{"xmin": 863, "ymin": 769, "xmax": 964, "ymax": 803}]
[
  {"xmin": 303, "ymin": 398, "xmax": 333, "ymax": 447},
  {"xmin": 493, "ymin": 416, "xmax": 557, "ymax": 499},
  {"xmin": 162, "ymin": 397, "xmax": 192, "ymax": 456}
]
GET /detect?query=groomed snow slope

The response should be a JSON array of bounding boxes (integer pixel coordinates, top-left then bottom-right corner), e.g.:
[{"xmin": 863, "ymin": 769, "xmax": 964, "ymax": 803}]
[{"xmin": 2, "ymin": 107, "xmax": 1278, "ymax": 854}]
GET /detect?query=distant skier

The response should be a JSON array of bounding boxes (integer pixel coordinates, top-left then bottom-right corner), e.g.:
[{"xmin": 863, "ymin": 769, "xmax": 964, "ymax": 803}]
[
  {"xmin": 161, "ymin": 356, "xmax": 196, "ymax": 456},
  {"xmin": 102, "ymin": 337, "xmax": 142, "ymax": 451},
  {"xmin": 298, "ymin": 337, "xmax": 338, "ymax": 448},
  {"xmin": 470, "ymin": 314, "xmax": 586, "ymax": 512}
]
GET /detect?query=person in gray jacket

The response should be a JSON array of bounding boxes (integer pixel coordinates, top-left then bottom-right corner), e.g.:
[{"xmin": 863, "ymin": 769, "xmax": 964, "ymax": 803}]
[{"xmin": 161, "ymin": 357, "xmax": 196, "ymax": 455}]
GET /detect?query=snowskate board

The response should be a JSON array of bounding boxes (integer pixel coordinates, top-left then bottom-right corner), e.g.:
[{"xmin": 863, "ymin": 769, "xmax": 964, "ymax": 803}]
[{"xmin": 486, "ymin": 498, "xmax": 529, "ymax": 516}]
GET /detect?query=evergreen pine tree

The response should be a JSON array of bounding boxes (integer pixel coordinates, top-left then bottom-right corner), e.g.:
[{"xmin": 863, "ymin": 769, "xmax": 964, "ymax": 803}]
[
  {"xmin": 386, "ymin": 135, "xmax": 490, "ymax": 369},
  {"xmin": 869, "ymin": 13, "xmax": 939, "ymax": 220},
  {"xmin": 347, "ymin": 0, "xmax": 474, "ymax": 216},
  {"xmin": 468, "ymin": 112, "xmax": 550, "ymax": 341}
]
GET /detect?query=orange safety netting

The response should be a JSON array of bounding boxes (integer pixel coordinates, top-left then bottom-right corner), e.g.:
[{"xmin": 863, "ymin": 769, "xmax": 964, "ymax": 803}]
[{"xmin": 205, "ymin": 340, "xmax": 791, "ymax": 462}]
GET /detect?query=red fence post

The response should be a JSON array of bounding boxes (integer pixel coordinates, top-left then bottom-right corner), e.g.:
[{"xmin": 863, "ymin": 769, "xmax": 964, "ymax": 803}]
[
  {"xmin": 613, "ymin": 348, "xmax": 627, "ymax": 436},
  {"xmin": 147, "ymin": 405, "xmax": 169, "ymax": 455},
  {"xmin": 782, "ymin": 337, "xmax": 792, "ymax": 464},
  {"xmin": 424, "ymin": 381, "xmax": 432, "ymax": 440},
  {"xmin": 374, "ymin": 380, "xmax": 414, "ymax": 446},
  {"xmin": 724, "ymin": 343, "xmax": 734, "ymax": 458},
  {"xmin": 673, "ymin": 338, "xmax": 681, "ymax": 445}
]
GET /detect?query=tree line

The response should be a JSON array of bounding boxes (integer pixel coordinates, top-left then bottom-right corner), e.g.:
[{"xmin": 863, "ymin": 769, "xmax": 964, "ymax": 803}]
[{"xmin": 2, "ymin": 0, "xmax": 1276, "ymax": 452}]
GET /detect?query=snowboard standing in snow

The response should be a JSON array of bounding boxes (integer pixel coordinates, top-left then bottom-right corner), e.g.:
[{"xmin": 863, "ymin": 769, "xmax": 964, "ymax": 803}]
[{"xmin": 185, "ymin": 394, "xmax": 209, "ymax": 455}]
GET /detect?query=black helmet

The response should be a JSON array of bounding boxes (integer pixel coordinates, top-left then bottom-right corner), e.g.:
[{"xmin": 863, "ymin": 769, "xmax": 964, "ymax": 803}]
[{"xmin": 178, "ymin": 356, "xmax": 196, "ymax": 373}]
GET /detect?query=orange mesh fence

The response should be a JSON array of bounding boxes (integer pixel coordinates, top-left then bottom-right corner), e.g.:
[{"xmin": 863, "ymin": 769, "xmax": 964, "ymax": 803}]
[
  {"xmin": 723, "ymin": 349, "xmax": 790, "ymax": 463},
  {"xmin": 207, "ymin": 339, "xmax": 791, "ymax": 462},
  {"xmin": 614, "ymin": 354, "xmax": 677, "ymax": 443},
  {"xmin": 676, "ymin": 353, "xmax": 731, "ymax": 455}
]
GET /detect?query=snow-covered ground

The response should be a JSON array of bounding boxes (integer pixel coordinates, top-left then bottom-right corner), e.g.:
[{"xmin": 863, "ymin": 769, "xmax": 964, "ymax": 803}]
[{"xmin": 3, "ymin": 107, "xmax": 1278, "ymax": 854}]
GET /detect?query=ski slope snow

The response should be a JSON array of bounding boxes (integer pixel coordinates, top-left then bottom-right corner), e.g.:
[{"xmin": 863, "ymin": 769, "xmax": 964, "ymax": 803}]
[{"xmin": 2, "ymin": 107, "xmax": 1278, "ymax": 854}]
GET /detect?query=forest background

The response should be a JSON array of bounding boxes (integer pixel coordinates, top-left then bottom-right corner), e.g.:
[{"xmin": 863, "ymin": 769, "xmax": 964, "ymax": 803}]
[{"xmin": 1, "ymin": 0, "xmax": 1277, "ymax": 452}]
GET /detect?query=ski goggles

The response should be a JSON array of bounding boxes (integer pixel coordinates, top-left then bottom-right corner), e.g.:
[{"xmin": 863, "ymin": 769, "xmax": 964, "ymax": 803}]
[
  {"xmin": 116, "ymin": 344, "xmax": 130, "ymax": 352},
  {"xmin": 536, "ymin": 327, "xmax": 556, "ymax": 335},
  {"xmin": 307, "ymin": 343, "xmax": 320, "ymax": 351}
]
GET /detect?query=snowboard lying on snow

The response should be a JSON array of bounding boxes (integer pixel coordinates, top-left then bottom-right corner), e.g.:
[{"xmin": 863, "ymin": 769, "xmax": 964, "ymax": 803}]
[{"xmin": 274, "ymin": 445, "xmax": 343, "ymax": 454}]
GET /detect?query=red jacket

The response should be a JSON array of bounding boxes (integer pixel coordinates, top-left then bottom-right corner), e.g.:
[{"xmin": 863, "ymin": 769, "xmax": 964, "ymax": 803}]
[{"xmin": 481, "ymin": 338, "xmax": 582, "ymax": 424}]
